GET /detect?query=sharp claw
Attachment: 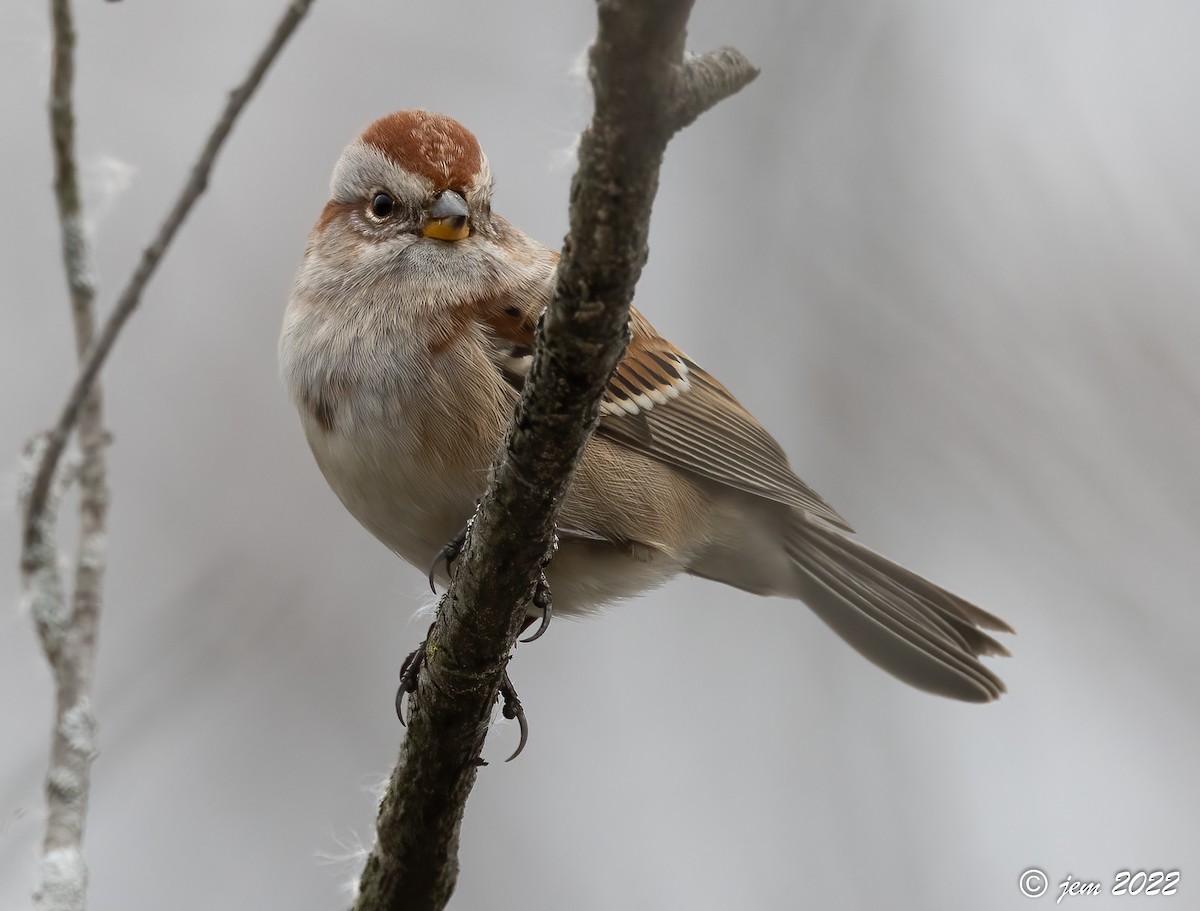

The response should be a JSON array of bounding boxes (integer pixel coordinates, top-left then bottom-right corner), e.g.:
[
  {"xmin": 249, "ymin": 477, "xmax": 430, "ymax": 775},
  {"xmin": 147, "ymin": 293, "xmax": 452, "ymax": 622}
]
[
  {"xmin": 396, "ymin": 642, "xmax": 426, "ymax": 726},
  {"xmin": 427, "ymin": 535, "xmax": 463, "ymax": 593},
  {"xmin": 519, "ymin": 621, "xmax": 548, "ymax": 645},
  {"xmin": 427, "ymin": 542, "xmax": 455, "ymax": 593},
  {"xmin": 506, "ymin": 711, "xmax": 529, "ymax": 763},
  {"xmin": 520, "ymin": 570, "xmax": 553, "ymax": 643},
  {"xmin": 500, "ymin": 670, "xmax": 529, "ymax": 762}
]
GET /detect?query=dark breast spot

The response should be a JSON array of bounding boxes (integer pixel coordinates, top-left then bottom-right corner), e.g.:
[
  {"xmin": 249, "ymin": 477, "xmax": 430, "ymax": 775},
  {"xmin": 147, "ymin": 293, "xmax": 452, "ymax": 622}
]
[{"xmin": 307, "ymin": 390, "xmax": 336, "ymax": 433}]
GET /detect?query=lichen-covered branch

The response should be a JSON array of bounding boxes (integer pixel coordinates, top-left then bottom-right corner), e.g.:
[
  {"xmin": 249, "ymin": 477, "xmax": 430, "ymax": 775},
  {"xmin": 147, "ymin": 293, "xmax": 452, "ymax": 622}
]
[
  {"xmin": 350, "ymin": 3, "xmax": 758, "ymax": 910},
  {"xmin": 23, "ymin": 1, "xmax": 316, "ymax": 908},
  {"xmin": 29, "ymin": 5, "xmax": 108, "ymax": 907}
]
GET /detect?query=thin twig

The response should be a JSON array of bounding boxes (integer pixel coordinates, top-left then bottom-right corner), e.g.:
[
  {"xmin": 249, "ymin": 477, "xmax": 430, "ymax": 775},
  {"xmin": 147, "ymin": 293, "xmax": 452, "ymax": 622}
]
[
  {"xmin": 351, "ymin": 2, "xmax": 758, "ymax": 909},
  {"xmin": 24, "ymin": 1, "xmax": 317, "ymax": 908},
  {"xmin": 22, "ymin": 0, "xmax": 317, "ymax": 566}
]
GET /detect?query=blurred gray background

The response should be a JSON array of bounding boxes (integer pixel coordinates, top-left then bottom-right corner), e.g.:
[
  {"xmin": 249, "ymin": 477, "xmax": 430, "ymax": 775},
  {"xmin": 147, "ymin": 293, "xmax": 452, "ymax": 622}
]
[{"xmin": 3, "ymin": 2, "xmax": 1198, "ymax": 909}]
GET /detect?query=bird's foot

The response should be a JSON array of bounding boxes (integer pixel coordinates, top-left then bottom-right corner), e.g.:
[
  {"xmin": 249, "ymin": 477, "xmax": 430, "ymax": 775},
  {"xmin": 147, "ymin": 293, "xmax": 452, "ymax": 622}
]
[
  {"xmin": 396, "ymin": 636, "xmax": 529, "ymax": 762},
  {"xmin": 408, "ymin": 527, "xmax": 558, "ymax": 760}
]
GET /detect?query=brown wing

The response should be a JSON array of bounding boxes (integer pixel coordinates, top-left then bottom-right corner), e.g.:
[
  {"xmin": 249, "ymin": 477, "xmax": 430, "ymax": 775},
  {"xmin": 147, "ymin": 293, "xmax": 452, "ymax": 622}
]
[
  {"xmin": 596, "ymin": 311, "xmax": 852, "ymax": 531},
  {"xmin": 479, "ymin": 288, "xmax": 852, "ymax": 531}
]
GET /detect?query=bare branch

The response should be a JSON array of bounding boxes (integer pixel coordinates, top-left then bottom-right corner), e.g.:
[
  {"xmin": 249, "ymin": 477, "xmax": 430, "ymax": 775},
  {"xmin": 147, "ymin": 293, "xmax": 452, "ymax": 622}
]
[
  {"xmin": 24, "ymin": 1, "xmax": 316, "ymax": 908},
  {"xmin": 351, "ymin": 2, "xmax": 758, "ymax": 909},
  {"xmin": 22, "ymin": 0, "xmax": 317, "ymax": 569},
  {"xmin": 668, "ymin": 47, "xmax": 760, "ymax": 133},
  {"xmin": 20, "ymin": 437, "xmax": 80, "ymax": 657},
  {"xmin": 48, "ymin": 0, "xmax": 97, "ymax": 339},
  {"xmin": 30, "ymin": 4, "xmax": 107, "ymax": 907}
]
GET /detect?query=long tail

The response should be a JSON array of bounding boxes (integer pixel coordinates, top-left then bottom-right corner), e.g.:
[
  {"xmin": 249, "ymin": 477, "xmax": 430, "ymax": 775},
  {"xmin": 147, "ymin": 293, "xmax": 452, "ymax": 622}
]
[{"xmin": 784, "ymin": 515, "xmax": 1012, "ymax": 702}]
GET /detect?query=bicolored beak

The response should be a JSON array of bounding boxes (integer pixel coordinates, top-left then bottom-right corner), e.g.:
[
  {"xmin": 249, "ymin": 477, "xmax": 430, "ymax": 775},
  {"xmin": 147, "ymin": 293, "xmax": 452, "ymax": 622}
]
[{"xmin": 421, "ymin": 190, "xmax": 471, "ymax": 241}]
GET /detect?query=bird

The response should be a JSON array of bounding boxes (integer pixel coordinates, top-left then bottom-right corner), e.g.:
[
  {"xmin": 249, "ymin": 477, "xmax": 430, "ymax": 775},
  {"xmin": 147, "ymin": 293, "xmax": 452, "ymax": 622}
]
[{"xmin": 279, "ymin": 109, "xmax": 1012, "ymax": 708}]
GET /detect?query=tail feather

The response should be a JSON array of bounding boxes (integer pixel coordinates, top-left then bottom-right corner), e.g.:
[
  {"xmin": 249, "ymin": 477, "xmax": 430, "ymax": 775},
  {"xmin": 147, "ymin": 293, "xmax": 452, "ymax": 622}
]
[
  {"xmin": 785, "ymin": 517, "xmax": 1010, "ymax": 703},
  {"xmin": 813, "ymin": 526, "xmax": 1011, "ymax": 658},
  {"xmin": 828, "ymin": 529, "xmax": 1014, "ymax": 635}
]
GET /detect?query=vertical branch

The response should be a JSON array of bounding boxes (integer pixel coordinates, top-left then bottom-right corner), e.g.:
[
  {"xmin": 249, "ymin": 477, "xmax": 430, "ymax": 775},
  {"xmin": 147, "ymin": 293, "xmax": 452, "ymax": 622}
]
[
  {"xmin": 32, "ymin": 3, "xmax": 106, "ymax": 908},
  {"xmin": 23, "ymin": 1, "xmax": 317, "ymax": 908},
  {"xmin": 50, "ymin": 0, "xmax": 110, "ymax": 750}
]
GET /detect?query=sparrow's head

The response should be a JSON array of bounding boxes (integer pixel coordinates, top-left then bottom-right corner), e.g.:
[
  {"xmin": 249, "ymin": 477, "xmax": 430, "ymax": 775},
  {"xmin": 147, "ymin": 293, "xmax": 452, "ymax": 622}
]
[
  {"xmin": 303, "ymin": 110, "xmax": 503, "ymax": 297},
  {"xmin": 294, "ymin": 108, "xmax": 554, "ymax": 329},
  {"xmin": 333, "ymin": 109, "xmax": 493, "ymax": 238}
]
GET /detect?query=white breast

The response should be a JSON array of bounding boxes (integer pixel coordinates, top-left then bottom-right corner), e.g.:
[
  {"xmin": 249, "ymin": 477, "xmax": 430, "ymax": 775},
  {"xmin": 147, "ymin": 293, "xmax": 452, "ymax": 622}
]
[{"xmin": 280, "ymin": 295, "xmax": 498, "ymax": 571}]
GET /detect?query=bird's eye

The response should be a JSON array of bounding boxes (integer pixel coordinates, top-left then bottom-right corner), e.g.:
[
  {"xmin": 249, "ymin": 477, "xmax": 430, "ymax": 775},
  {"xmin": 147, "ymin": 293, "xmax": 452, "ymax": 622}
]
[{"xmin": 369, "ymin": 192, "xmax": 395, "ymax": 219}]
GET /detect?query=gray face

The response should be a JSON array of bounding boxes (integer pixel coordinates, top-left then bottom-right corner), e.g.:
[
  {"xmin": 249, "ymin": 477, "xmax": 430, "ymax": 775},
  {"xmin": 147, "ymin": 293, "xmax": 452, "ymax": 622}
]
[{"xmin": 331, "ymin": 142, "xmax": 434, "ymax": 235}]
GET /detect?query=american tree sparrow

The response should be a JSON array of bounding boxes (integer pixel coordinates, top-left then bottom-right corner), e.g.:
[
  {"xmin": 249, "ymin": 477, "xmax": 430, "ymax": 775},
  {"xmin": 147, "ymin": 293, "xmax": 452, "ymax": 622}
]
[{"xmin": 280, "ymin": 110, "xmax": 1012, "ymax": 705}]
